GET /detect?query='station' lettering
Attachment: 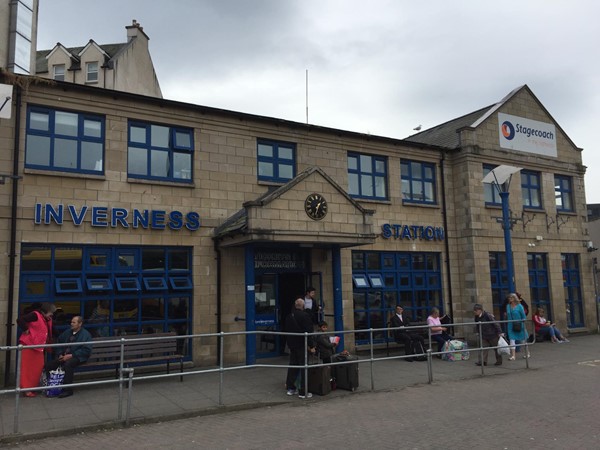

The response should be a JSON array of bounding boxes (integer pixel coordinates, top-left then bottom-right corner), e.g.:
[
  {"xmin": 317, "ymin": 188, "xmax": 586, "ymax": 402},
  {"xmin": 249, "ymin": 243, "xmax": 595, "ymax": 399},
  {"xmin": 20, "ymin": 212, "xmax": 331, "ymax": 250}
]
[
  {"xmin": 34, "ymin": 203, "xmax": 200, "ymax": 231},
  {"xmin": 381, "ymin": 223, "xmax": 444, "ymax": 241}
]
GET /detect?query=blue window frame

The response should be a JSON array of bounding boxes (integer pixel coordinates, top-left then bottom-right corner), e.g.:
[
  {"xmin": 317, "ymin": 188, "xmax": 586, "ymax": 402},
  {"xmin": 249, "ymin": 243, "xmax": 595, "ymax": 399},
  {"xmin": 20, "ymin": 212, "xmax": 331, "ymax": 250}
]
[
  {"xmin": 489, "ymin": 252, "xmax": 509, "ymax": 320},
  {"xmin": 347, "ymin": 152, "xmax": 388, "ymax": 200},
  {"xmin": 169, "ymin": 276, "xmax": 192, "ymax": 290},
  {"xmin": 554, "ymin": 175, "xmax": 574, "ymax": 212},
  {"xmin": 86, "ymin": 278, "xmax": 112, "ymax": 292},
  {"xmin": 257, "ymin": 139, "xmax": 296, "ymax": 183},
  {"xmin": 55, "ymin": 277, "xmax": 83, "ymax": 293},
  {"xmin": 18, "ymin": 244, "xmax": 193, "ymax": 361},
  {"xmin": 521, "ymin": 170, "xmax": 542, "ymax": 209},
  {"xmin": 25, "ymin": 106, "xmax": 105, "ymax": 174},
  {"xmin": 116, "ymin": 277, "xmax": 140, "ymax": 292},
  {"xmin": 352, "ymin": 251, "xmax": 442, "ymax": 344},
  {"xmin": 127, "ymin": 121, "xmax": 194, "ymax": 183},
  {"xmin": 562, "ymin": 254, "xmax": 583, "ymax": 328},
  {"xmin": 143, "ymin": 277, "xmax": 168, "ymax": 291},
  {"xmin": 528, "ymin": 253, "xmax": 550, "ymax": 316},
  {"xmin": 401, "ymin": 160, "xmax": 436, "ymax": 204},
  {"xmin": 483, "ymin": 164, "xmax": 501, "ymax": 206}
]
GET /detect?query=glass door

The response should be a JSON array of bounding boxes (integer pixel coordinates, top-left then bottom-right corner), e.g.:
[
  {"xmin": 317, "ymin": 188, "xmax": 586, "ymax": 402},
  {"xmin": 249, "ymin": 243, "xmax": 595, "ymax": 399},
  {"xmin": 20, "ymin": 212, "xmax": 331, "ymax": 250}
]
[{"xmin": 254, "ymin": 274, "xmax": 279, "ymax": 357}]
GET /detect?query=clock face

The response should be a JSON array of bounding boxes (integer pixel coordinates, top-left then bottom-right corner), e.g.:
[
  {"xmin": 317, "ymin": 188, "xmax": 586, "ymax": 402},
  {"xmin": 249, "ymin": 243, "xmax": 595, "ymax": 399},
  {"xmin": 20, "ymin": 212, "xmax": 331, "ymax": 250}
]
[{"xmin": 305, "ymin": 193, "xmax": 328, "ymax": 220}]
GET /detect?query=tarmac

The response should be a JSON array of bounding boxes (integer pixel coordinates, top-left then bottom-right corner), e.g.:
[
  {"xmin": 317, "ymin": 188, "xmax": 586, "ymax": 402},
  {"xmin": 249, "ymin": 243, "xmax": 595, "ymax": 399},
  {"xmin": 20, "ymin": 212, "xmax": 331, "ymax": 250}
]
[{"xmin": 1, "ymin": 333, "xmax": 599, "ymax": 444}]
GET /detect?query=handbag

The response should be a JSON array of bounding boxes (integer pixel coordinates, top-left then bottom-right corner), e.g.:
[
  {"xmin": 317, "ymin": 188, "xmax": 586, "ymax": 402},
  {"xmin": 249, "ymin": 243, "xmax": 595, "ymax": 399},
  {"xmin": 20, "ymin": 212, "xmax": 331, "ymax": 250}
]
[{"xmin": 509, "ymin": 309, "xmax": 522, "ymax": 332}]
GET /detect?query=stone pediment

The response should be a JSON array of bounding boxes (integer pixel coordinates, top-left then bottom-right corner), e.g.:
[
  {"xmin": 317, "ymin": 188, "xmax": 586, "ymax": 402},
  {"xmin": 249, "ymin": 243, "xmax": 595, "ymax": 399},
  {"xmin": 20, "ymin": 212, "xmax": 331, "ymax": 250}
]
[{"xmin": 214, "ymin": 167, "xmax": 377, "ymax": 248}]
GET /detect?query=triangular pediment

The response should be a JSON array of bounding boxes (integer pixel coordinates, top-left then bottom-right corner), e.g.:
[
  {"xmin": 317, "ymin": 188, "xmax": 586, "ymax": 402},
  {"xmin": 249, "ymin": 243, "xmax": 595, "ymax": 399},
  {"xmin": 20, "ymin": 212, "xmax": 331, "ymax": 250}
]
[{"xmin": 214, "ymin": 167, "xmax": 377, "ymax": 248}]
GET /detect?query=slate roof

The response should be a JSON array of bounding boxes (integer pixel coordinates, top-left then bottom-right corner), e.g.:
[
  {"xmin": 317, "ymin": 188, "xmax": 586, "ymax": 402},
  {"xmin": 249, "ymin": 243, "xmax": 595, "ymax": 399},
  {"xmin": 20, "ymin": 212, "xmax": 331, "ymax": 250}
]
[
  {"xmin": 36, "ymin": 42, "xmax": 128, "ymax": 74},
  {"xmin": 404, "ymin": 105, "xmax": 493, "ymax": 149}
]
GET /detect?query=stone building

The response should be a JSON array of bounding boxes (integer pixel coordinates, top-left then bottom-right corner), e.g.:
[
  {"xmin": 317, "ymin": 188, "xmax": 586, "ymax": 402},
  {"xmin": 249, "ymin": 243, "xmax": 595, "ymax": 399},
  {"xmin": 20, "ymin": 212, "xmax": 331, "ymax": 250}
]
[
  {"xmin": 0, "ymin": 74, "xmax": 594, "ymax": 381},
  {"xmin": 35, "ymin": 20, "xmax": 162, "ymax": 98}
]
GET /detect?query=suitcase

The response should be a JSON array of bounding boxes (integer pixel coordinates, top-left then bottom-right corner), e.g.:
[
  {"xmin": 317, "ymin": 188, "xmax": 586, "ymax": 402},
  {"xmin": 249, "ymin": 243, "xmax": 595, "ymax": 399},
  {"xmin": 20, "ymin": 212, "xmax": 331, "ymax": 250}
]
[
  {"xmin": 332, "ymin": 354, "xmax": 359, "ymax": 391},
  {"xmin": 411, "ymin": 340, "xmax": 427, "ymax": 361},
  {"xmin": 308, "ymin": 364, "xmax": 332, "ymax": 396}
]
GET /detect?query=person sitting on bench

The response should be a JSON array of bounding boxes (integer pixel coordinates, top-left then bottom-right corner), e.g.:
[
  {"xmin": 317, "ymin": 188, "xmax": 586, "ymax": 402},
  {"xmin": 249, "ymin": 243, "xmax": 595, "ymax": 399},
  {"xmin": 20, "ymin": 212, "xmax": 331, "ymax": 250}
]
[{"xmin": 390, "ymin": 305, "xmax": 425, "ymax": 362}]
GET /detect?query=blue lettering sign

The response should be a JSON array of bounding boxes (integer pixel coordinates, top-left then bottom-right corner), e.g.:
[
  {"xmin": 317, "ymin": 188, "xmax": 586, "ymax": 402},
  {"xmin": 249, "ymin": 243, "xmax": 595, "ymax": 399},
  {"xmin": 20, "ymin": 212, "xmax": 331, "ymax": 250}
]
[{"xmin": 380, "ymin": 223, "xmax": 445, "ymax": 241}]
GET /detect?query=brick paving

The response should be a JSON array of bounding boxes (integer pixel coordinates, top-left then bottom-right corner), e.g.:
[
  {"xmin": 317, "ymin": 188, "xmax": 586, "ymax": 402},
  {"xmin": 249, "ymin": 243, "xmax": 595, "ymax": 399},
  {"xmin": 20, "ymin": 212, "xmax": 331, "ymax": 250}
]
[{"xmin": 2, "ymin": 335, "xmax": 599, "ymax": 449}]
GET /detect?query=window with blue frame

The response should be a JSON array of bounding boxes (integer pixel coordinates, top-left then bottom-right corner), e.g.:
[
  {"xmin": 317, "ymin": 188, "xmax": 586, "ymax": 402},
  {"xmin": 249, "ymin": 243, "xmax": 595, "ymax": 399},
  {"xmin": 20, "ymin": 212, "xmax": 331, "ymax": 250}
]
[
  {"xmin": 25, "ymin": 106, "xmax": 105, "ymax": 174},
  {"xmin": 347, "ymin": 152, "xmax": 388, "ymax": 200},
  {"xmin": 127, "ymin": 121, "xmax": 194, "ymax": 182},
  {"xmin": 257, "ymin": 139, "xmax": 296, "ymax": 183},
  {"xmin": 489, "ymin": 252, "xmax": 509, "ymax": 320},
  {"xmin": 528, "ymin": 253, "xmax": 550, "ymax": 317},
  {"xmin": 18, "ymin": 245, "xmax": 193, "ymax": 357},
  {"xmin": 521, "ymin": 170, "xmax": 542, "ymax": 209},
  {"xmin": 483, "ymin": 164, "xmax": 501, "ymax": 206},
  {"xmin": 554, "ymin": 175, "xmax": 574, "ymax": 212},
  {"xmin": 352, "ymin": 251, "xmax": 442, "ymax": 344},
  {"xmin": 562, "ymin": 253, "xmax": 583, "ymax": 328},
  {"xmin": 401, "ymin": 160, "xmax": 436, "ymax": 204}
]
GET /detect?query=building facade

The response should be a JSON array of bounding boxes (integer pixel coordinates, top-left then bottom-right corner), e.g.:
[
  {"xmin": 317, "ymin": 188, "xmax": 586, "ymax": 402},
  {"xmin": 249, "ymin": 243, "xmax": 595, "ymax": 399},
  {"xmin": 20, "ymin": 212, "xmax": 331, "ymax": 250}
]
[
  {"xmin": 0, "ymin": 0, "xmax": 39, "ymax": 75},
  {"xmin": 0, "ymin": 74, "xmax": 595, "ymax": 382},
  {"xmin": 35, "ymin": 20, "xmax": 162, "ymax": 98}
]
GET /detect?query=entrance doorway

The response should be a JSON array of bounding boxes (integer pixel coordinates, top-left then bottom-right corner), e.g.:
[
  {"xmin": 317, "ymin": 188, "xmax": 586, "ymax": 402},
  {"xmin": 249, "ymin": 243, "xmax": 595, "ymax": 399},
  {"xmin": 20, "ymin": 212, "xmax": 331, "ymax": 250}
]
[{"xmin": 254, "ymin": 272, "xmax": 311, "ymax": 357}]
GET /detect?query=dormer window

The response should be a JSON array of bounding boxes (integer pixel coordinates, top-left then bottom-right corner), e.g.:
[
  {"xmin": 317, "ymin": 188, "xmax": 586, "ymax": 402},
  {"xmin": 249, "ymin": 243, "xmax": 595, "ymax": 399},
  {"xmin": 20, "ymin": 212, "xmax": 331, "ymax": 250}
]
[
  {"xmin": 53, "ymin": 64, "xmax": 65, "ymax": 81},
  {"xmin": 86, "ymin": 61, "xmax": 98, "ymax": 83}
]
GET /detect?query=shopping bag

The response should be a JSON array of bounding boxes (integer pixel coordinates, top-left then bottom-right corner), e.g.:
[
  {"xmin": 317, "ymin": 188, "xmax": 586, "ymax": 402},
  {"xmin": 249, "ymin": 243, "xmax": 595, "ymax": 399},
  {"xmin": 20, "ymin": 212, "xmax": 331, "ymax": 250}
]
[
  {"xmin": 46, "ymin": 366, "xmax": 65, "ymax": 397},
  {"xmin": 497, "ymin": 336, "xmax": 511, "ymax": 356}
]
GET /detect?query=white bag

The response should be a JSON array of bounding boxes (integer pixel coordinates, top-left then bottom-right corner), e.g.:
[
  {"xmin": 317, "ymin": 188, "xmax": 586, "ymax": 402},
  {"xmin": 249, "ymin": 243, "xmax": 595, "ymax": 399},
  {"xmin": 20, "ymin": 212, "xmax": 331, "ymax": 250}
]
[{"xmin": 497, "ymin": 336, "xmax": 511, "ymax": 356}]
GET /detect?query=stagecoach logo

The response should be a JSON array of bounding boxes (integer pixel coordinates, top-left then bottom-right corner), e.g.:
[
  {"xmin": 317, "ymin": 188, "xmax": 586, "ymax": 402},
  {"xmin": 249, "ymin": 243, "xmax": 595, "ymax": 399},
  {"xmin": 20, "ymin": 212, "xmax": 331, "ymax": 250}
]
[
  {"xmin": 34, "ymin": 203, "xmax": 200, "ymax": 231},
  {"xmin": 498, "ymin": 112, "xmax": 557, "ymax": 157}
]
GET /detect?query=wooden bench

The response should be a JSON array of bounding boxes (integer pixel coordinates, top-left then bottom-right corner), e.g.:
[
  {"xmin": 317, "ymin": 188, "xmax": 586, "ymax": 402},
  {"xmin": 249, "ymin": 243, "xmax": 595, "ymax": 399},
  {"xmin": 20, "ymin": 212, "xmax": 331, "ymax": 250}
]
[{"xmin": 82, "ymin": 332, "xmax": 185, "ymax": 381}]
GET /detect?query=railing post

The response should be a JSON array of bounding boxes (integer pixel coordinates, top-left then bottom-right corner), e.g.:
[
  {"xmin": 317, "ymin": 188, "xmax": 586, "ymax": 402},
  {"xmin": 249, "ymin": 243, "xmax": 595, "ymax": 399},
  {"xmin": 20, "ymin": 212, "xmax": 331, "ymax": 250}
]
[
  {"xmin": 124, "ymin": 368, "xmax": 134, "ymax": 427},
  {"xmin": 426, "ymin": 348, "xmax": 433, "ymax": 384},
  {"xmin": 478, "ymin": 322, "xmax": 485, "ymax": 375},
  {"xmin": 369, "ymin": 328, "xmax": 374, "ymax": 391},
  {"xmin": 13, "ymin": 344, "xmax": 23, "ymax": 434},
  {"xmin": 117, "ymin": 338, "xmax": 126, "ymax": 421},
  {"xmin": 219, "ymin": 332, "xmax": 224, "ymax": 406},
  {"xmin": 303, "ymin": 332, "xmax": 308, "ymax": 397}
]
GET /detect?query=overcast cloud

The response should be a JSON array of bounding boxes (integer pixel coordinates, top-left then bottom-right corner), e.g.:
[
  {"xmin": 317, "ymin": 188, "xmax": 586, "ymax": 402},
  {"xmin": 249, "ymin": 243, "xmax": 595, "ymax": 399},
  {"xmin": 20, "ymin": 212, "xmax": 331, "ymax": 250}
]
[{"xmin": 37, "ymin": 0, "xmax": 600, "ymax": 202}]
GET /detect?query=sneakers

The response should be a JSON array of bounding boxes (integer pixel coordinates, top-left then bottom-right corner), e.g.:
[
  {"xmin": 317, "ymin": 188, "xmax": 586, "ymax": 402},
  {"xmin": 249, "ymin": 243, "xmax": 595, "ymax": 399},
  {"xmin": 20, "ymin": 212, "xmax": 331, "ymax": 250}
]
[
  {"xmin": 298, "ymin": 392, "xmax": 313, "ymax": 399},
  {"xmin": 286, "ymin": 389, "xmax": 298, "ymax": 396}
]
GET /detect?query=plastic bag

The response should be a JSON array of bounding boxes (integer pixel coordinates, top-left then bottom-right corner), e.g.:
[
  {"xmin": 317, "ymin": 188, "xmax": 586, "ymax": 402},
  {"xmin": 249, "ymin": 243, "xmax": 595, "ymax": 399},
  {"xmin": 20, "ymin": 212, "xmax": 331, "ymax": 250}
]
[
  {"xmin": 46, "ymin": 366, "xmax": 65, "ymax": 397},
  {"xmin": 497, "ymin": 336, "xmax": 511, "ymax": 356}
]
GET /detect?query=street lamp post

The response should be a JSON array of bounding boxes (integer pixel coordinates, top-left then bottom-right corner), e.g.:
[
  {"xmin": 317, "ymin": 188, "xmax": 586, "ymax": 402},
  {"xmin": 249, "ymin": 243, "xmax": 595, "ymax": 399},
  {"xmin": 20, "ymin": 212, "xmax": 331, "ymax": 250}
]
[{"xmin": 483, "ymin": 165, "xmax": 523, "ymax": 295}]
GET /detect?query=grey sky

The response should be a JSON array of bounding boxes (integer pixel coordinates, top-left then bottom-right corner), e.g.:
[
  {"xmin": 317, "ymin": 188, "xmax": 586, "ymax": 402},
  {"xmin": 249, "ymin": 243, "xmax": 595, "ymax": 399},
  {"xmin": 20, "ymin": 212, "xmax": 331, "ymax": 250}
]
[{"xmin": 37, "ymin": 0, "xmax": 600, "ymax": 202}]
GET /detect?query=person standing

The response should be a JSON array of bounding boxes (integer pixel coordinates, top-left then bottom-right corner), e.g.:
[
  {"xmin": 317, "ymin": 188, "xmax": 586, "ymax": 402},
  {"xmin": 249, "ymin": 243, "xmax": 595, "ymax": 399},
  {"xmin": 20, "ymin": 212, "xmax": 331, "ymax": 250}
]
[
  {"xmin": 304, "ymin": 286, "xmax": 319, "ymax": 325},
  {"xmin": 44, "ymin": 316, "xmax": 93, "ymax": 398},
  {"xmin": 506, "ymin": 293, "xmax": 530, "ymax": 360},
  {"xmin": 284, "ymin": 298, "xmax": 315, "ymax": 399},
  {"xmin": 17, "ymin": 302, "xmax": 57, "ymax": 397},
  {"xmin": 473, "ymin": 303, "xmax": 503, "ymax": 366}
]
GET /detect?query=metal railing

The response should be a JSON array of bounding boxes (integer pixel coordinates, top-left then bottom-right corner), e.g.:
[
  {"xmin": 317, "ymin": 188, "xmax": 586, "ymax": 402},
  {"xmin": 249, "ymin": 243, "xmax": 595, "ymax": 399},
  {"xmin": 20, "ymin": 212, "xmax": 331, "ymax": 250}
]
[{"xmin": 0, "ymin": 317, "xmax": 533, "ymax": 436}]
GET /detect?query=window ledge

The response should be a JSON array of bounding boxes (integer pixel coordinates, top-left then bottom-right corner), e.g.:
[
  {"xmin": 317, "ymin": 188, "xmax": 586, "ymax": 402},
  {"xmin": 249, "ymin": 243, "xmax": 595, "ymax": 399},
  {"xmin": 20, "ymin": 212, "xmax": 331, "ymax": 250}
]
[
  {"xmin": 401, "ymin": 201, "xmax": 440, "ymax": 209},
  {"xmin": 556, "ymin": 210, "xmax": 577, "ymax": 216},
  {"xmin": 127, "ymin": 177, "xmax": 196, "ymax": 188},
  {"xmin": 24, "ymin": 168, "xmax": 105, "ymax": 180},
  {"xmin": 352, "ymin": 198, "xmax": 391, "ymax": 206}
]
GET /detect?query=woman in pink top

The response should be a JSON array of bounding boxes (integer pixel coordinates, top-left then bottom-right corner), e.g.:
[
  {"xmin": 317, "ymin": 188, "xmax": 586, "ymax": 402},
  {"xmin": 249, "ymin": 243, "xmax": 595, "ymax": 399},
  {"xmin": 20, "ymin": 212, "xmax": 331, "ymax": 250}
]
[{"xmin": 427, "ymin": 307, "xmax": 452, "ymax": 353}]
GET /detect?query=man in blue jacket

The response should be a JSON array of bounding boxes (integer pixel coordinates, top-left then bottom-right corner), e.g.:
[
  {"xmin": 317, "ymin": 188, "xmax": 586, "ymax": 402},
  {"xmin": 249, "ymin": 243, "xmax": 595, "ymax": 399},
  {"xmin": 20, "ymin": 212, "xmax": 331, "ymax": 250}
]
[{"xmin": 44, "ymin": 315, "xmax": 92, "ymax": 398}]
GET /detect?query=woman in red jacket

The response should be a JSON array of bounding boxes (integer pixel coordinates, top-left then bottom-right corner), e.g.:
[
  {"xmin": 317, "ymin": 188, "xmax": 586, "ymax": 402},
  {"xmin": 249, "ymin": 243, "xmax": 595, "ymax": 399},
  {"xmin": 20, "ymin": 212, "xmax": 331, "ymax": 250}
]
[
  {"xmin": 17, "ymin": 302, "xmax": 56, "ymax": 397},
  {"xmin": 533, "ymin": 307, "xmax": 568, "ymax": 343}
]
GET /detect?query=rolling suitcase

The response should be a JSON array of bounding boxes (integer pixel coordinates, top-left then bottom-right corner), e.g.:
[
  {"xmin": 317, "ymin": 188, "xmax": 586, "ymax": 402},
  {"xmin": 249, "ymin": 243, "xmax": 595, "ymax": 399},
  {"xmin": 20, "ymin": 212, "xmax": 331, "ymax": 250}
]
[
  {"xmin": 332, "ymin": 353, "xmax": 359, "ymax": 391},
  {"xmin": 308, "ymin": 364, "xmax": 332, "ymax": 396}
]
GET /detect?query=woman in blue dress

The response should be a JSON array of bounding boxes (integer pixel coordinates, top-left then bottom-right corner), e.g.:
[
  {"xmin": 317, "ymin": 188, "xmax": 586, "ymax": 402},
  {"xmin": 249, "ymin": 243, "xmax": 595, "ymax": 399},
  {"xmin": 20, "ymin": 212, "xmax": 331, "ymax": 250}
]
[{"xmin": 506, "ymin": 293, "xmax": 530, "ymax": 360}]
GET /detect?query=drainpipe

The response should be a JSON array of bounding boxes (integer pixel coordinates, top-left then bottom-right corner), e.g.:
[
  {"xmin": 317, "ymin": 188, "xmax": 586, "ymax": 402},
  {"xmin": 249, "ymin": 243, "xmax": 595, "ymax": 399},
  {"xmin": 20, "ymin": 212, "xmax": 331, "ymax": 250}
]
[
  {"xmin": 213, "ymin": 238, "xmax": 222, "ymax": 366},
  {"xmin": 439, "ymin": 151, "xmax": 454, "ymax": 320},
  {"xmin": 4, "ymin": 85, "xmax": 21, "ymax": 386}
]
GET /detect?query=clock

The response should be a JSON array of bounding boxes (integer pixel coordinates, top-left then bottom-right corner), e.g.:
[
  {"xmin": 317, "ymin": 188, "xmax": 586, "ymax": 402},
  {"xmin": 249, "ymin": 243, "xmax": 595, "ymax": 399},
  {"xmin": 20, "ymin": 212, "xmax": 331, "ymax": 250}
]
[{"xmin": 305, "ymin": 193, "xmax": 328, "ymax": 220}]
